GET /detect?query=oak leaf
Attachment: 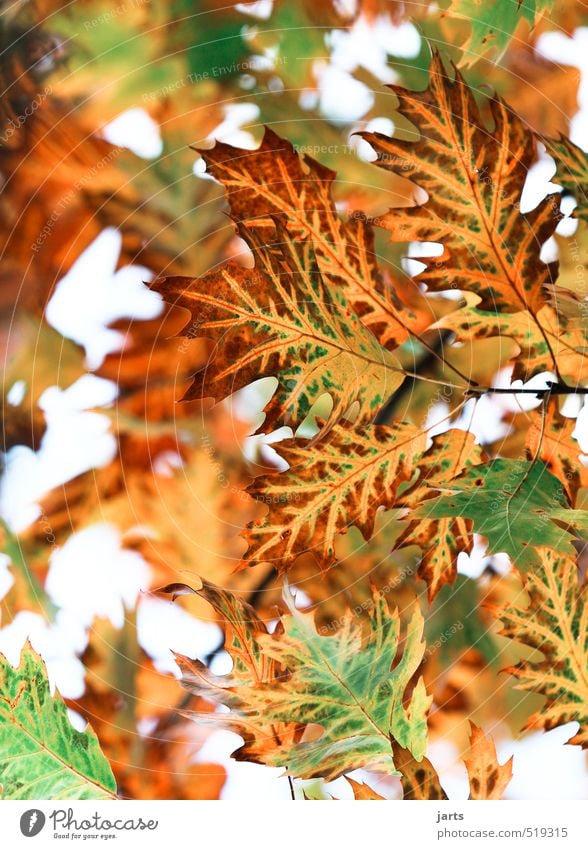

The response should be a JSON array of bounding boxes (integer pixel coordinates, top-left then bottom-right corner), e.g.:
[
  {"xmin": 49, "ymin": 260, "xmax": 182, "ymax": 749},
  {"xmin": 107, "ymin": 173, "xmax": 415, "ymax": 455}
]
[
  {"xmin": 413, "ymin": 459, "xmax": 588, "ymax": 567},
  {"xmin": 545, "ymin": 135, "xmax": 588, "ymax": 221},
  {"xmin": 243, "ymin": 421, "xmax": 426, "ymax": 569},
  {"xmin": 525, "ymin": 405, "xmax": 588, "ymax": 503},
  {"xmin": 0, "ymin": 644, "xmax": 116, "ymax": 800},
  {"xmin": 176, "ymin": 580, "xmax": 300, "ymax": 766},
  {"xmin": 153, "ymin": 223, "xmax": 404, "ymax": 432},
  {"xmin": 491, "ymin": 549, "xmax": 588, "ymax": 747},
  {"xmin": 178, "ymin": 581, "xmax": 431, "ymax": 781},
  {"xmin": 198, "ymin": 127, "xmax": 430, "ymax": 349},
  {"xmin": 390, "ymin": 741, "xmax": 448, "ymax": 800},
  {"xmin": 464, "ymin": 724, "xmax": 513, "ymax": 799},
  {"xmin": 433, "ymin": 293, "xmax": 588, "ymax": 383},
  {"xmin": 392, "ymin": 724, "xmax": 511, "ymax": 799},
  {"xmin": 394, "ymin": 429, "xmax": 484, "ymax": 599},
  {"xmin": 361, "ymin": 52, "xmax": 559, "ymax": 315}
]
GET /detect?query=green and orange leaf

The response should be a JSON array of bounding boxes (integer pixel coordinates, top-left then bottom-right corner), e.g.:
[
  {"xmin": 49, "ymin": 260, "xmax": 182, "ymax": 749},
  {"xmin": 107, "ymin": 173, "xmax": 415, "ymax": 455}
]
[
  {"xmin": 545, "ymin": 135, "xmax": 588, "ymax": 220},
  {"xmin": 179, "ymin": 582, "xmax": 431, "ymax": 781},
  {"xmin": 0, "ymin": 645, "xmax": 116, "ymax": 800},
  {"xmin": 491, "ymin": 549, "xmax": 588, "ymax": 747},
  {"xmin": 395, "ymin": 429, "xmax": 484, "ymax": 599},
  {"xmin": 392, "ymin": 723, "xmax": 511, "ymax": 799},
  {"xmin": 243, "ymin": 421, "xmax": 427, "ymax": 569},
  {"xmin": 153, "ymin": 223, "xmax": 403, "ymax": 432},
  {"xmin": 175, "ymin": 580, "xmax": 300, "ymax": 765},
  {"xmin": 361, "ymin": 52, "xmax": 559, "ymax": 316},
  {"xmin": 413, "ymin": 458, "xmax": 588, "ymax": 568},
  {"xmin": 198, "ymin": 127, "xmax": 431, "ymax": 349},
  {"xmin": 434, "ymin": 293, "xmax": 588, "ymax": 383},
  {"xmin": 525, "ymin": 405, "xmax": 588, "ymax": 503}
]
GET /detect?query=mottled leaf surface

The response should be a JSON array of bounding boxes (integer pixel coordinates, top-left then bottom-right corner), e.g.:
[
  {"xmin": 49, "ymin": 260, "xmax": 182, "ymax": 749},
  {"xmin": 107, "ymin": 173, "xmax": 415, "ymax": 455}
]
[
  {"xmin": 492, "ymin": 550, "xmax": 588, "ymax": 747},
  {"xmin": 391, "ymin": 741, "xmax": 448, "ymax": 800},
  {"xmin": 395, "ymin": 430, "xmax": 483, "ymax": 599},
  {"xmin": 362, "ymin": 52, "xmax": 559, "ymax": 315},
  {"xmin": 199, "ymin": 127, "xmax": 429, "ymax": 348},
  {"xmin": 464, "ymin": 724, "xmax": 513, "ymax": 799},
  {"xmin": 546, "ymin": 135, "xmax": 588, "ymax": 220},
  {"xmin": 434, "ymin": 295, "xmax": 588, "ymax": 382},
  {"xmin": 0, "ymin": 645, "xmax": 116, "ymax": 800},
  {"xmin": 180, "ymin": 584, "xmax": 431, "ymax": 781},
  {"xmin": 244, "ymin": 421, "xmax": 427, "ymax": 569},
  {"xmin": 413, "ymin": 459, "xmax": 588, "ymax": 567},
  {"xmin": 175, "ymin": 581, "xmax": 298, "ymax": 765},
  {"xmin": 153, "ymin": 225, "xmax": 403, "ymax": 432}
]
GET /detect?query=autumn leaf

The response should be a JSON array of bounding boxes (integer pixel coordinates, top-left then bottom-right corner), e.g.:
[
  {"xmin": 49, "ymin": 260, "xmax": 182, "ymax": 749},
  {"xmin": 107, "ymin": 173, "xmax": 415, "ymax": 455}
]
[
  {"xmin": 361, "ymin": 52, "xmax": 559, "ymax": 316},
  {"xmin": 175, "ymin": 580, "xmax": 300, "ymax": 766},
  {"xmin": 391, "ymin": 741, "xmax": 448, "ymax": 800},
  {"xmin": 0, "ymin": 644, "xmax": 116, "ymax": 800},
  {"xmin": 392, "ymin": 724, "xmax": 511, "ymax": 799},
  {"xmin": 68, "ymin": 618, "xmax": 226, "ymax": 801},
  {"xmin": 153, "ymin": 223, "xmax": 404, "ymax": 432},
  {"xmin": 4, "ymin": 0, "xmax": 588, "ymax": 803},
  {"xmin": 252, "ymin": 589, "xmax": 431, "ymax": 780},
  {"xmin": 2, "ymin": 313, "xmax": 85, "ymax": 451},
  {"xmin": 433, "ymin": 292, "xmax": 588, "ymax": 383},
  {"xmin": 491, "ymin": 549, "xmax": 588, "ymax": 747},
  {"xmin": 198, "ymin": 127, "xmax": 430, "ymax": 350},
  {"xmin": 501, "ymin": 46, "xmax": 580, "ymax": 137},
  {"xmin": 178, "ymin": 581, "xmax": 431, "ymax": 781},
  {"xmin": 412, "ymin": 459, "xmax": 588, "ymax": 567},
  {"xmin": 243, "ymin": 421, "xmax": 426, "ymax": 569},
  {"xmin": 394, "ymin": 429, "xmax": 484, "ymax": 599},
  {"xmin": 525, "ymin": 405, "xmax": 588, "ymax": 503},
  {"xmin": 346, "ymin": 777, "xmax": 386, "ymax": 800},
  {"xmin": 545, "ymin": 135, "xmax": 588, "ymax": 220},
  {"xmin": 464, "ymin": 724, "xmax": 513, "ymax": 799}
]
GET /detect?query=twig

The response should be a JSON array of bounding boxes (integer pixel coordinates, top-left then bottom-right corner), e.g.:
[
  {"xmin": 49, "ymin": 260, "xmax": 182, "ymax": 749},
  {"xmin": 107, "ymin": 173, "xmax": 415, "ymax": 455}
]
[{"xmin": 465, "ymin": 382, "xmax": 588, "ymax": 399}]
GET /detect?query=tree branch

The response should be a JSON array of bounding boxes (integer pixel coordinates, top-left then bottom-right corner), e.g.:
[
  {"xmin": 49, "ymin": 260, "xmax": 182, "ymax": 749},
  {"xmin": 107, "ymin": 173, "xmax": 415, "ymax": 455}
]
[{"xmin": 465, "ymin": 381, "xmax": 588, "ymax": 399}]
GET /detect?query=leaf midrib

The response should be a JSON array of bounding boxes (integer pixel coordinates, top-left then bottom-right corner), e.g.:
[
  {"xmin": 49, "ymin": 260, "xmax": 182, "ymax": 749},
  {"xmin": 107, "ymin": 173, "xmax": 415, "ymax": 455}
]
[{"xmin": 0, "ymin": 710, "xmax": 115, "ymax": 799}]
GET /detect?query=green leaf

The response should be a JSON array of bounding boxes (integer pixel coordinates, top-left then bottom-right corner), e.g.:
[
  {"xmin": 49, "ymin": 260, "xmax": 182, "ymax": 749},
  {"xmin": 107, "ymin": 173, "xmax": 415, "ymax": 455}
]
[
  {"xmin": 425, "ymin": 575, "xmax": 497, "ymax": 666},
  {"xmin": 450, "ymin": 0, "xmax": 553, "ymax": 67},
  {"xmin": 412, "ymin": 459, "xmax": 588, "ymax": 567},
  {"xmin": 0, "ymin": 644, "xmax": 116, "ymax": 799}
]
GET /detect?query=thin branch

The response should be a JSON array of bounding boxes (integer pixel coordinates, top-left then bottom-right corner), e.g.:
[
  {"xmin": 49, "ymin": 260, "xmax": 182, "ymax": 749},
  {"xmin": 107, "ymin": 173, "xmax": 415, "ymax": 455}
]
[
  {"xmin": 465, "ymin": 382, "xmax": 588, "ymax": 399},
  {"xmin": 375, "ymin": 329, "xmax": 457, "ymax": 425}
]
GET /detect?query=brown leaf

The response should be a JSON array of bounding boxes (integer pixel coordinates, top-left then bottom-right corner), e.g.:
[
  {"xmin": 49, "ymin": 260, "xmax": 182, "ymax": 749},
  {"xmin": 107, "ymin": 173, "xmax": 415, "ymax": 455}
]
[
  {"xmin": 391, "ymin": 741, "xmax": 448, "ymax": 800},
  {"xmin": 346, "ymin": 777, "xmax": 386, "ymax": 800},
  {"xmin": 464, "ymin": 724, "xmax": 513, "ymax": 800}
]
